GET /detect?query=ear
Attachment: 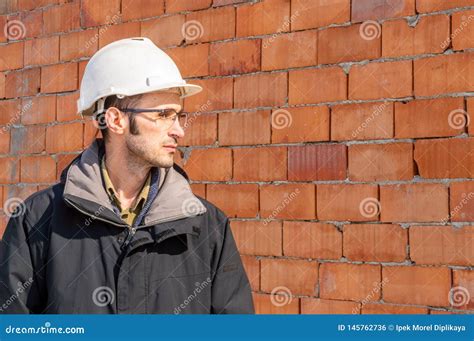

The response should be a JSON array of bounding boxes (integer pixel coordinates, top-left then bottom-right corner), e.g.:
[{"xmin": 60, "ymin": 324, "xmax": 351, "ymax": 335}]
[{"xmin": 104, "ymin": 107, "xmax": 129, "ymax": 136}]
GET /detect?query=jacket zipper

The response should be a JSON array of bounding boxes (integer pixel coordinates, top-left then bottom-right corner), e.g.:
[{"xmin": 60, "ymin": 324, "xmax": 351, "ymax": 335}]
[{"xmin": 120, "ymin": 227, "xmax": 137, "ymax": 251}]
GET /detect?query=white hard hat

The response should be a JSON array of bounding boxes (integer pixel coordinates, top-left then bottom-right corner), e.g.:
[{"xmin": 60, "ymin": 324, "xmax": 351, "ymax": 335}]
[{"xmin": 77, "ymin": 37, "xmax": 202, "ymax": 117}]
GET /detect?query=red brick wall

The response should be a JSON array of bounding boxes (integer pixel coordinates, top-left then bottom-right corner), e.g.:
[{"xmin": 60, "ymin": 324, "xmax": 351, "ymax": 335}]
[{"xmin": 0, "ymin": 0, "xmax": 474, "ymax": 314}]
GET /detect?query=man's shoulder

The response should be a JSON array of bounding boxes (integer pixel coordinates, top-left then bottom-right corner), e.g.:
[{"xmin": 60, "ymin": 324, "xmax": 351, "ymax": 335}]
[{"xmin": 18, "ymin": 183, "xmax": 65, "ymax": 225}]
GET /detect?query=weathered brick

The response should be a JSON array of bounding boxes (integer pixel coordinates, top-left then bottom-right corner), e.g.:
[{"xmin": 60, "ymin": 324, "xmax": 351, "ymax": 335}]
[
  {"xmin": 344, "ymin": 223, "xmax": 407, "ymax": 262},
  {"xmin": 20, "ymin": 155, "xmax": 56, "ymax": 183},
  {"xmin": 236, "ymin": 0, "xmax": 290, "ymax": 37},
  {"xmin": 122, "ymin": 0, "xmax": 164, "ymax": 21},
  {"xmin": 207, "ymin": 184, "xmax": 259, "ymax": 218},
  {"xmin": 380, "ymin": 183, "xmax": 449, "ymax": 222},
  {"xmin": 450, "ymin": 181, "xmax": 474, "ymax": 222},
  {"xmin": 231, "ymin": 220, "xmax": 282, "ymax": 256},
  {"xmin": 0, "ymin": 157, "xmax": 19, "ymax": 184},
  {"xmin": 382, "ymin": 266, "xmax": 451, "ymax": 306},
  {"xmin": 81, "ymin": 0, "xmax": 121, "ymax": 27},
  {"xmin": 453, "ymin": 269, "xmax": 474, "ymax": 310},
  {"xmin": 219, "ymin": 110, "xmax": 270, "ymax": 146},
  {"xmin": 56, "ymin": 92, "xmax": 80, "ymax": 122},
  {"xmin": 11, "ymin": 125, "xmax": 46, "ymax": 155},
  {"xmin": 182, "ymin": 148, "xmax": 232, "ymax": 181},
  {"xmin": 46, "ymin": 122, "xmax": 83, "ymax": 153},
  {"xmin": 241, "ymin": 255, "xmax": 259, "ymax": 291},
  {"xmin": 21, "ymin": 96, "xmax": 56, "ymax": 125},
  {"xmin": 24, "ymin": 36, "xmax": 59, "ymax": 66},
  {"xmin": 234, "ymin": 72, "xmax": 287, "ymax": 108},
  {"xmin": 233, "ymin": 146, "xmax": 287, "ymax": 181},
  {"xmin": 141, "ymin": 15, "xmax": 185, "ymax": 48},
  {"xmin": 183, "ymin": 77, "xmax": 233, "ymax": 112},
  {"xmin": 209, "ymin": 39, "xmax": 260, "ymax": 76},
  {"xmin": 291, "ymin": 0, "xmax": 350, "ymax": 30},
  {"xmin": 185, "ymin": 6, "xmax": 235, "ymax": 43},
  {"xmin": 317, "ymin": 184, "xmax": 378, "ymax": 221},
  {"xmin": 5, "ymin": 68, "xmax": 41, "ymax": 98},
  {"xmin": 43, "ymin": 1, "xmax": 80, "ymax": 34},
  {"xmin": 301, "ymin": 298, "xmax": 359, "ymax": 314},
  {"xmin": 288, "ymin": 144, "xmax": 347, "ymax": 181},
  {"xmin": 180, "ymin": 113, "xmax": 216, "ymax": 146},
  {"xmin": 60, "ymin": 29, "xmax": 99, "ymax": 61},
  {"xmin": 166, "ymin": 0, "xmax": 211, "ymax": 13},
  {"xmin": 41, "ymin": 63, "xmax": 78, "ymax": 93},
  {"xmin": 166, "ymin": 44, "xmax": 209, "ymax": 78},
  {"xmin": 252, "ymin": 293, "xmax": 299, "ymax": 314},
  {"xmin": 452, "ymin": 9, "xmax": 474, "ymax": 51},
  {"xmin": 283, "ymin": 221, "xmax": 342, "ymax": 259},
  {"xmin": 416, "ymin": 0, "xmax": 474, "ymax": 13},
  {"xmin": 0, "ymin": 42, "xmax": 25, "ymax": 71},
  {"xmin": 352, "ymin": 0, "xmax": 415, "ymax": 22}
]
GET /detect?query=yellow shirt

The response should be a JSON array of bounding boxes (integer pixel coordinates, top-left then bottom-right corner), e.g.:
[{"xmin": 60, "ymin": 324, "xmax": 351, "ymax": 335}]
[{"xmin": 100, "ymin": 156, "xmax": 151, "ymax": 226}]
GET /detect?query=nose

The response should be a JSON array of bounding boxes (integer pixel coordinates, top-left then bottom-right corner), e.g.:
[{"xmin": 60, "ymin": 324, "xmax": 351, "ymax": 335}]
[{"xmin": 168, "ymin": 117, "xmax": 185, "ymax": 139}]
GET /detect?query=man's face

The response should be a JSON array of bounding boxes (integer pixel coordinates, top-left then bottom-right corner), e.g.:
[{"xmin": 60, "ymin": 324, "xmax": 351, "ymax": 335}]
[{"xmin": 124, "ymin": 91, "xmax": 184, "ymax": 168}]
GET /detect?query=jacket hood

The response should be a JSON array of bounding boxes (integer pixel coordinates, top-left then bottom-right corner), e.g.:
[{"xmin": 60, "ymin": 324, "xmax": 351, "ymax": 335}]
[{"xmin": 60, "ymin": 139, "xmax": 207, "ymax": 228}]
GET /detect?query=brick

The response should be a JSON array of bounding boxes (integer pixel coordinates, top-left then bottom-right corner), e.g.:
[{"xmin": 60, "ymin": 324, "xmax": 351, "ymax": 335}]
[
  {"xmin": 291, "ymin": 0, "xmax": 350, "ymax": 30},
  {"xmin": 5, "ymin": 68, "xmax": 40, "ymax": 98},
  {"xmin": 241, "ymin": 255, "xmax": 259, "ymax": 291},
  {"xmin": 351, "ymin": 0, "xmax": 415, "ymax": 22},
  {"xmin": 344, "ymin": 223, "xmax": 407, "ymax": 262},
  {"xmin": 41, "ymin": 63, "xmax": 78, "ymax": 93},
  {"xmin": 317, "ymin": 184, "xmax": 378, "ymax": 221},
  {"xmin": 189, "ymin": 183, "xmax": 205, "ymax": 198},
  {"xmin": 301, "ymin": 298, "xmax": 359, "ymax": 314},
  {"xmin": 206, "ymin": 184, "xmax": 258, "ymax": 218},
  {"xmin": 233, "ymin": 146, "xmax": 287, "ymax": 181},
  {"xmin": 288, "ymin": 144, "xmax": 347, "ymax": 181},
  {"xmin": 450, "ymin": 181, "xmax": 474, "ymax": 222},
  {"xmin": 166, "ymin": 0, "xmax": 211, "ymax": 13},
  {"xmin": 380, "ymin": 183, "xmax": 449, "ymax": 222},
  {"xmin": 218, "ymin": 110, "xmax": 270, "ymax": 146},
  {"xmin": 43, "ymin": 1, "xmax": 80, "ymax": 34},
  {"xmin": 0, "ymin": 1, "xmax": 18, "ymax": 15},
  {"xmin": 331, "ymin": 102, "xmax": 394, "ymax": 141},
  {"xmin": 81, "ymin": 0, "xmax": 121, "ymax": 27},
  {"xmin": 182, "ymin": 148, "xmax": 232, "ymax": 181},
  {"xmin": 18, "ymin": 0, "xmax": 57, "ymax": 11},
  {"xmin": 180, "ymin": 113, "xmax": 216, "ymax": 146},
  {"xmin": 0, "ymin": 42, "xmax": 23, "ymax": 71},
  {"xmin": 452, "ymin": 10, "xmax": 474, "ymax": 51},
  {"xmin": 383, "ymin": 266, "xmax": 451, "ymax": 306},
  {"xmin": 469, "ymin": 98, "xmax": 474, "ymax": 136},
  {"xmin": 183, "ymin": 77, "xmax": 233, "ymax": 113},
  {"xmin": 261, "ymin": 258, "xmax": 318, "ymax": 296},
  {"xmin": 46, "ymin": 122, "xmax": 83, "ymax": 153},
  {"xmin": 214, "ymin": 0, "xmax": 247, "ymax": 5},
  {"xmin": 410, "ymin": 225, "xmax": 474, "ymax": 266},
  {"xmin": 0, "ymin": 99, "xmax": 21, "ymax": 125},
  {"xmin": 283, "ymin": 221, "xmax": 342, "ymax": 259},
  {"xmin": 122, "ymin": 0, "xmax": 164, "ymax": 21},
  {"xmin": 0, "ymin": 15, "xmax": 5, "ymax": 43},
  {"xmin": 56, "ymin": 153, "xmax": 79, "ymax": 179},
  {"xmin": 252, "ymin": 293, "xmax": 299, "ymax": 314},
  {"xmin": 318, "ymin": 24, "xmax": 381, "ymax": 64},
  {"xmin": 395, "ymin": 98, "xmax": 465, "ymax": 139},
  {"xmin": 60, "ymin": 29, "xmax": 98, "ymax": 61},
  {"xmin": 414, "ymin": 138, "xmax": 474, "ymax": 179},
  {"xmin": 349, "ymin": 60, "xmax": 412, "ymax": 100},
  {"xmin": 83, "ymin": 120, "xmax": 99, "ymax": 148},
  {"xmin": 417, "ymin": 0, "xmax": 474, "ymax": 12},
  {"xmin": 21, "ymin": 155, "xmax": 56, "ymax": 183},
  {"xmin": 271, "ymin": 106, "xmax": 330, "ymax": 143},
  {"xmin": 320, "ymin": 263, "xmax": 381, "ymax": 301},
  {"xmin": 166, "ymin": 44, "xmax": 209, "ymax": 78},
  {"xmin": 9, "ymin": 9, "xmax": 43, "ymax": 39},
  {"xmin": 262, "ymin": 30, "xmax": 318, "ymax": 71},
  {"xmin": 56, "ymin": 92, "xmax": 80, "ymax": 122},
  {"xmin": 236, "ymin": 0, "xmax": 290, "ymax": 37},
  {"xmin": 289, "ymin": 67, "xmax": 346, "ymax": 105},
  {"xmin": 78, "ymin": 60, "xmax": 87, "ymax": 85},
  {"xmin": 0, "ymin": 72, "xmax": 4, "ymax": 99},
  {"xmin": 4, "ymin": 186, "xmax": 38, "ymax": 204},
  {"xmin": 362, "ymin": 303, "xmax": 428, "ymax": 314},
  {"xmin": 21, "ymin": 96, "xmax": 56, "ymax": 125},
  {"xmin": 234, "ymin": 72, "xmax": 287, "ymax": 108},
  {"xmin": 141, "ymin": 15, "xmax": 184, "ymax": 48},
  {"xmin": 0, "ymin": 129, "xmax": 9, "ymax": 153},
  {"xmin": 348, "ymin": 142, "xmax": 414, "ymax": 181},
  {"xmin": 382, "ymin": 15, "xmax": 450, "ymax": 57},
  {"xmin": 0, "ymin": 157, "xmax": 19, "ymax": 184},
  {"xmin": 185, "ymin": 6, "xmax": 235, "ymax": 43},
  {"xmin": 453, "ymin": 269, "xmax": 474, "ymax": 310},
  {"xmin": 414, "ymin": 53, "xmax": 474, "ymax": 97},
  {"xmin": 209, "ymin": 39, "xmax": 260, "ymax": 76},
  {"xmin": 24, "ymin": 36, "xmax": 59, "ymax": 66},
  {"xmin": 230, "ymin": 220, "xmax": 282, "ymax": 256},
  {"xmin": 260, "ymin": 183, "xmax": 316, "ymax": 220},
  {"xmin": 98, "ymin": 21, "xmax": 141, "ymax": 49}
]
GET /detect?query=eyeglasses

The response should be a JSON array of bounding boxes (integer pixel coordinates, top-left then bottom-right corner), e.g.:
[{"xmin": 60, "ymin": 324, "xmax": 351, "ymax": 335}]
[{"xmin": 117, "ymin": 108, "xmax": 187, "ymax": 130}]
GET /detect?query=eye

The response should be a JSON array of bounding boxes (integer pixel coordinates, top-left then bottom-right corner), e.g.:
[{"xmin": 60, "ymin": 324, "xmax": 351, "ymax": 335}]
[{"xmin": 158, "ymin": 109, "xmax": 177, "ymax": 119}]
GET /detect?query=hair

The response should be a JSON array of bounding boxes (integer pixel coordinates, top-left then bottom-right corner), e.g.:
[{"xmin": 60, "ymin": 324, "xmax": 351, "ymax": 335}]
[{"xmin": 97, "ymin": 94, "xmax": 143, "ymax": 141}]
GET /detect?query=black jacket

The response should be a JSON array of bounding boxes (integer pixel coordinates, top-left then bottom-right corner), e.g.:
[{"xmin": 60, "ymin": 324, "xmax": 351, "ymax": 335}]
[{"xmin": 0, "ymin": 139, "xmax": 254, "ymax": 314}]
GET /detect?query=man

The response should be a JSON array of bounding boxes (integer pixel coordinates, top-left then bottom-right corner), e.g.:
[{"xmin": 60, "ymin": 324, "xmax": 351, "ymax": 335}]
[{"xmin": 0, "ymin": 38, "xmax": 254, "ymax": 314}]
